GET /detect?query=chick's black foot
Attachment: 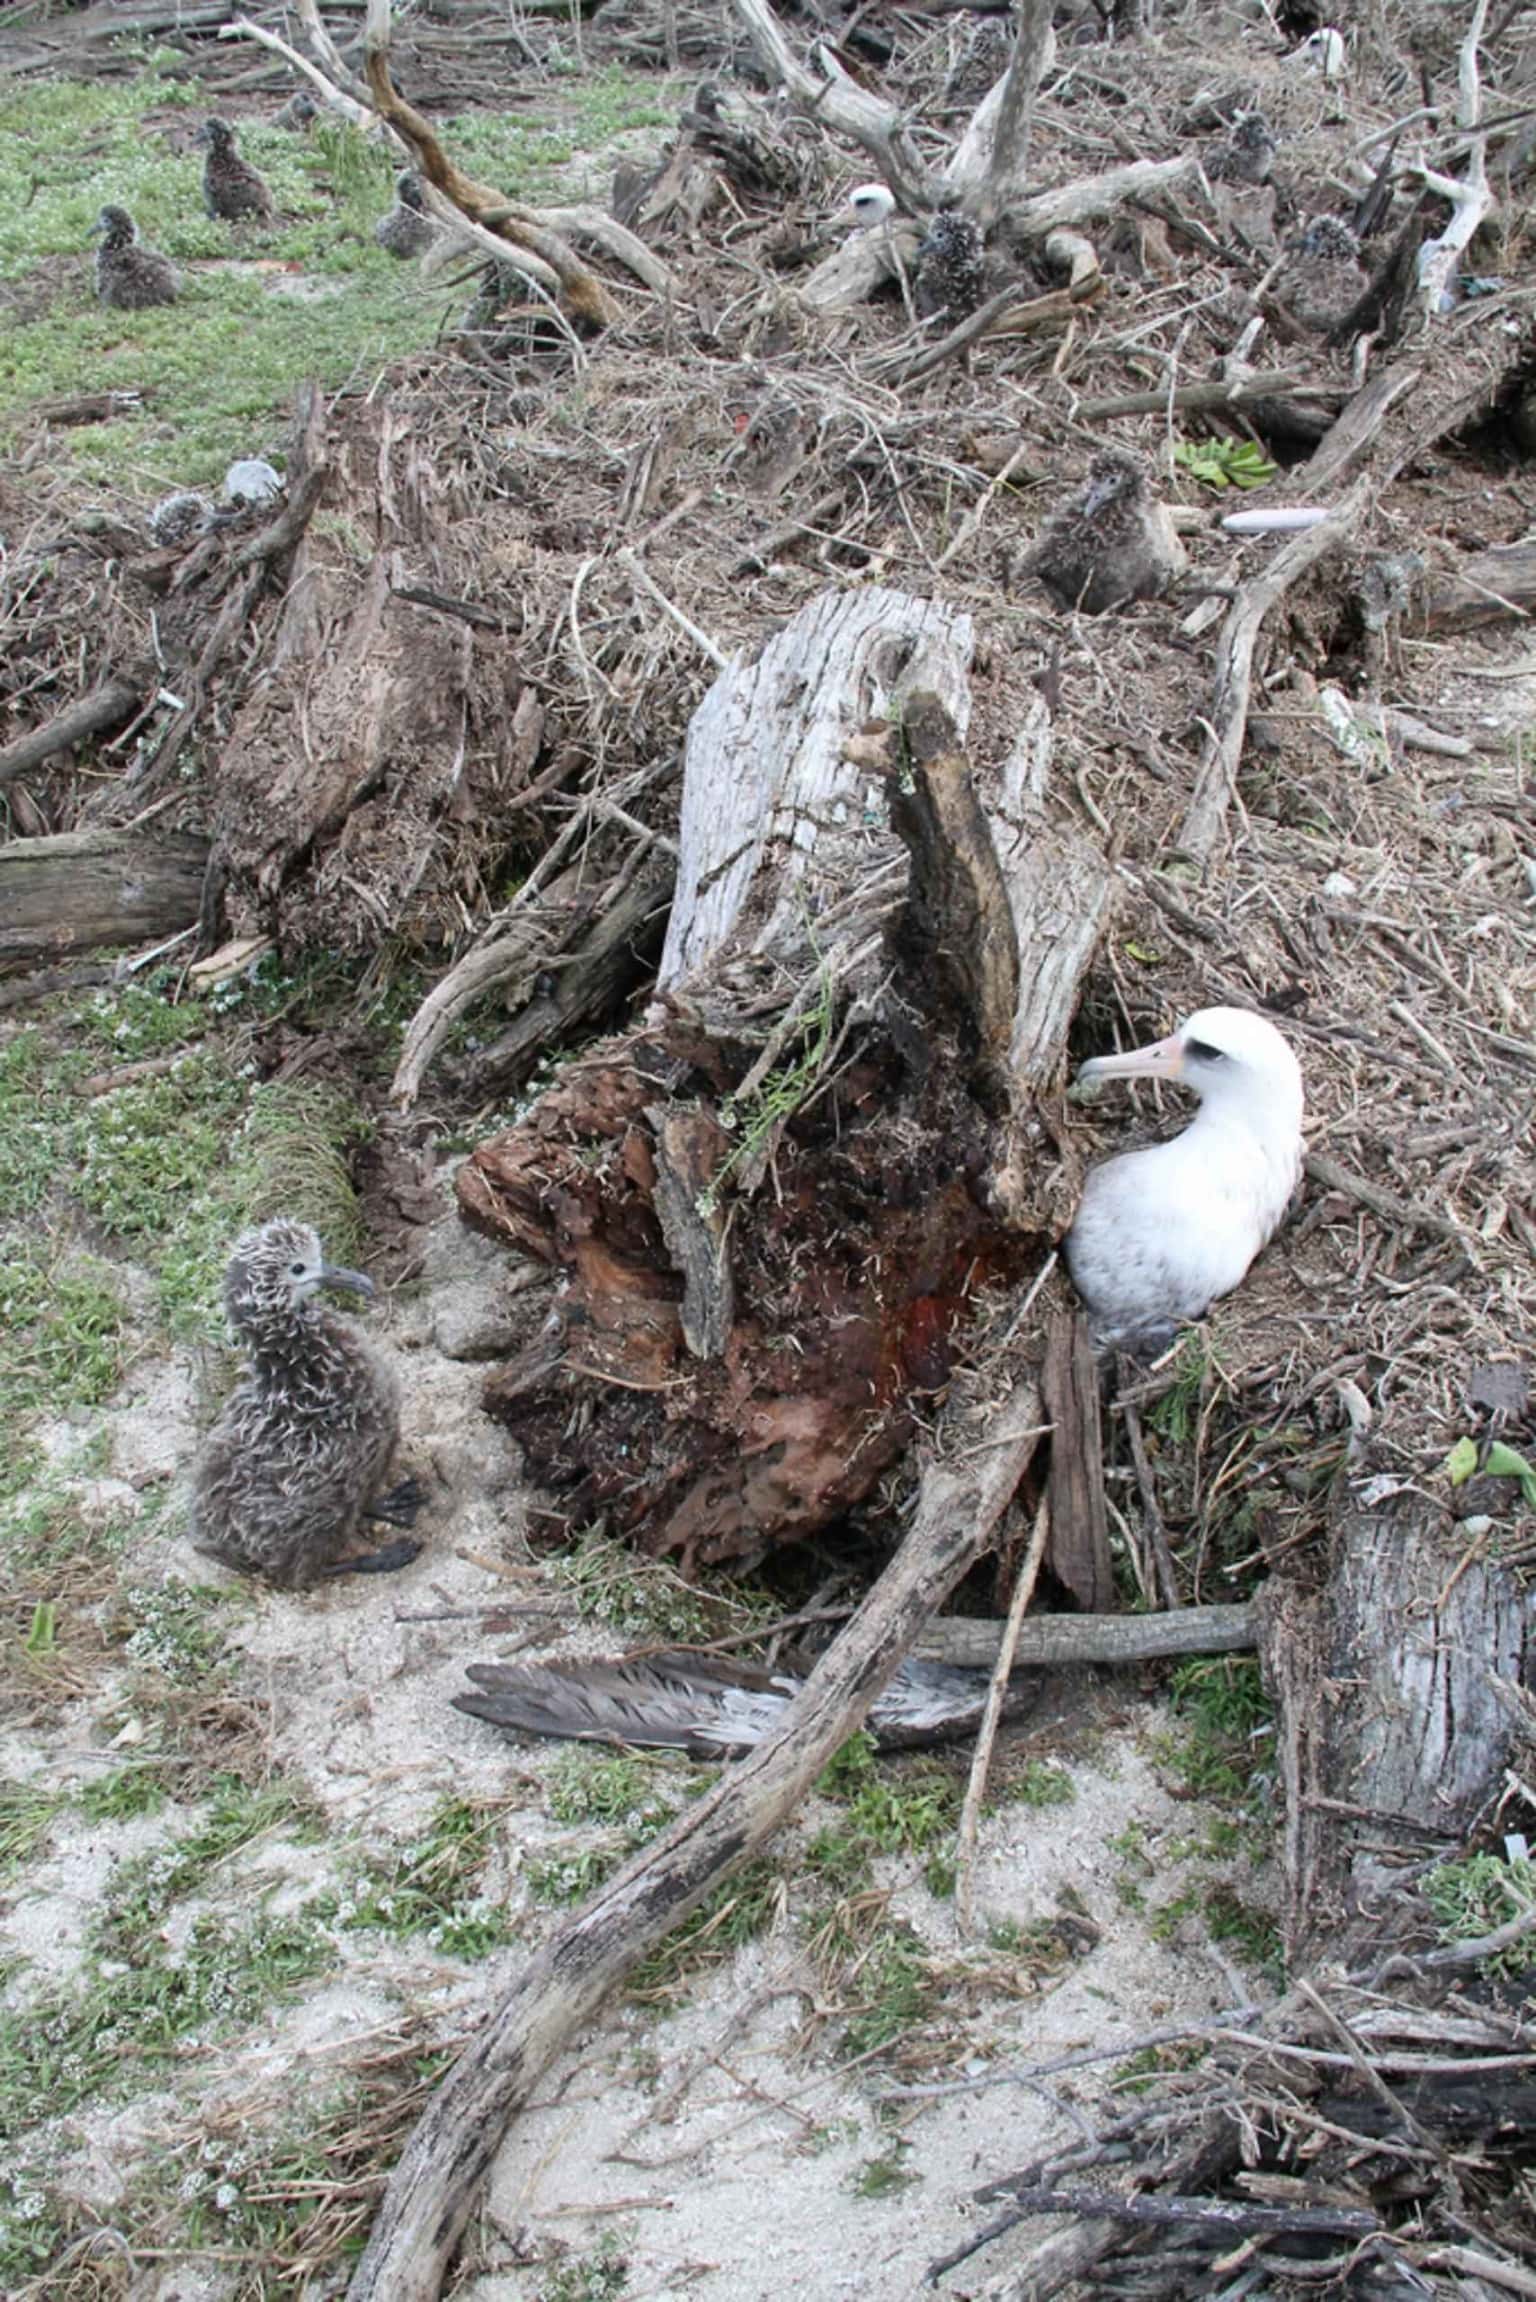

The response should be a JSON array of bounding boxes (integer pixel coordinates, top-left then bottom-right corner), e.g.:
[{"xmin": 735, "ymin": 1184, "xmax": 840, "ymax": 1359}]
[
  {"xmin": 365, "ymin": 1475, "xmax": 427, "ymax": 1529},
  {"xmin": 321, "ymin": 1537, "xmax": 423, "ymax": 1579}
]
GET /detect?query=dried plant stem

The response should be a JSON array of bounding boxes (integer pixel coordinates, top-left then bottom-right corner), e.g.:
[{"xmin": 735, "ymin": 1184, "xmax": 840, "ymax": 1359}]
[{"xmin": 955, "ymin": 1493, "xmax": 1051, "ymax": 1935}]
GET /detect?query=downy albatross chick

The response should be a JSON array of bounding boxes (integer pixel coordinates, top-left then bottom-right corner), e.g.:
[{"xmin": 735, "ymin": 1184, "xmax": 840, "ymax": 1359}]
[
  {"xmin": 1065, "ymin": 1007, "xmax": 1304, "ymax": 1347},
  {"xmin": 1028, "ymin": 451, "xmax": 1187, "ymax": 615},
  {"xmin": 375, "ymin": 171, "xmax": 441, "ymax": 259},
  {"xmin": 190, "ymin": 1219, "xmax": 421, "ymax": 1588},
  {"xmin": 198, "ymin": 117, "xmax": 275, "ymax": 223},
  {"xmin": 92, "ymin": 205, "xmax": 179, "ymax": 310}
]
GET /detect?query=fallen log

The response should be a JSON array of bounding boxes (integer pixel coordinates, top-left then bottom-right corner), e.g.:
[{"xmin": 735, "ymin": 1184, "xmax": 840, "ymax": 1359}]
[
  {"xmin": 916, "ymin": 1599, "xmax": 1255, "ymax": 1669},
  {"xmin": 0, "ymin": 829, "xmax": 210, "ymax": 965},
  {"xmin": 0, "ymin": 678, "xmax": 144, "ymax": 787},
  {"xmin": 1266, "ymin": 1486, "xmax": 1530, "ymax": 1968},
  {"xmin": 1417, "ymin": 538, "xmax": 1536, "ymax": 631},
  {"xmin": 347, "ymin": 1377, "xmax": 1047, "ymax": 2302}
]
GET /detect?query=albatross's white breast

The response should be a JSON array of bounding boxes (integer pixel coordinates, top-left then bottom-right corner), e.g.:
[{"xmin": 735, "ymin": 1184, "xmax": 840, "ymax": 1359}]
[{"xmin": 1063, "ymin": 1007, "xmax": 1305, "ymax": 1345}]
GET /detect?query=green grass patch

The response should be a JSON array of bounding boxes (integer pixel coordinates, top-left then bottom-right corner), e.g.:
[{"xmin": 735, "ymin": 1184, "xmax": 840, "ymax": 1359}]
[
  {"xmin": 77, "ymin": 1764, "xmax": 171, "ymax": 1823},
  {"xmin": 0, "ymin": 2161, "xmax": 71, "ymax": 2289},
  {"xmin": 839, "ymin": 1922, "xmax": 932, "ymax": 2059},
  {"xmin": 92, "ymin": 1770, "xmax": 317, "ymax": 1955},
  {"xmin": 545, "ymin": 1746, "xmax": 678, "ymax": 1830},
  {"xmin": 0, "ymin": 1783, "xmax": 63, "ymax": 1883},
  {"xmin": 115, "ymin": 1579, "xmax": 237, "ymax": 1683},
  {"xmin": 341, "ymin": 1795, "xmax": 518, "ymax": 1958},
  {"xmin": 997, "ymin": 1758, "xmax": 1075, "ymax": 1809},
  {"xmin": 1, "ymin": 65, "xmax": 682, "ymax": 492},
  {"xmin": 0, "ymin": 983, "xmax": 376, "ymax": 1393},
  {"xmin": 537, "ymin": 2229, "xmax": 631, "ymax": 2302},
  {"xmin": 805, "ymin": 1733, "xmax": 959, "ymax": 1892},
  {"xmin": 0, "ymin": 1908, "xmax": 335, "ymax": 2119},
  {"xmin": 630, "ymin": 1859, "xmax": 783, "ymax": 2000},
  {"xmin": 1158, "ymin": 1656, "xmax": 1273, "ymax": 1803},
  {"xmin": 1424, "ymin": 1850, "xmax": 1536, "ymax": 1976},
  {"xmin": 848, "ymin": 2144, "xmax": 916, "ymax": 2200},
  {"xmin": 552, "ymin": 1527, "xmax": 716, "ymax": 1642},
  {"xmin": 527, "ymin": 1756, "xmax": 681, "ymax": 1907},
  {"xmin": 0, "ymin": 1250, "xmax": 126, "ymax": 1414}
]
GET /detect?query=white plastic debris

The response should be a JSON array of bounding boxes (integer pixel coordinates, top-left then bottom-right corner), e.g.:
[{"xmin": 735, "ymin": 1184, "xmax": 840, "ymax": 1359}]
[
  {"xmin": 1322, "ymin": 871, "xmax": 1358, "ymax": 898},
  {"xmin": 223, "ymin": 456, "xmax": 285, "ymax": 508},
  {"xmin": 1221, "ymin": 507, "xmax": 1330, "ymax": 535}
]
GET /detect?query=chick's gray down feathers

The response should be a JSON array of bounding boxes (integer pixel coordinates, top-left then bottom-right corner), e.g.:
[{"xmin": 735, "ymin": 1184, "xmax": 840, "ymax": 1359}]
[
  {"xmin": 189, "ymin": 1219, "xmax": 409, "ymax": 1589},
  {"xmin": 199, "ymin": 117, "xmax": 275, "ymax": 223},
  {"xmin": 375, "ymin": 172, "xmax": 440, "ymax": 259},
  {"xmin": 93, "ymin": 206, "xmax": 179, "ymax": 310},
  {"xmin": 915, "ymin": 209, "xmax": 987, "ymax": 323},
  {"xmin": 1028, "ymin": 452, "xmax": 1187, "ymax": 615}
]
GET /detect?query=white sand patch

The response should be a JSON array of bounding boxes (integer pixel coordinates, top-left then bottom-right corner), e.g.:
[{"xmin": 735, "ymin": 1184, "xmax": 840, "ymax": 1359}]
[{"xmin": 460, "ymin": 1724, "xmax": 1266, "ymax": 2302}]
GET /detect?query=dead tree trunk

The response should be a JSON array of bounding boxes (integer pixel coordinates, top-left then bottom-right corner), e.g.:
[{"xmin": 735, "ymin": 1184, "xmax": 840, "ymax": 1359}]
[{"xmin": 457, "ymin": 585, "xmax": 1113, "ymax": 1571}]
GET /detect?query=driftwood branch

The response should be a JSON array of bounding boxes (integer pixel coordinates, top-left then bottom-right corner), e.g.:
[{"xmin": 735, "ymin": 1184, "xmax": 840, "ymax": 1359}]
[
  {"xmin": 347, "ymin": 1381, "xmax": 1047, "ymax": 2300},
  {"xmin": 0, "ymin": 678, "xmax": 143, "ymax": 787},
  {"xmin": 1417, "ymin": 0, "xmax": 1493, "ymax": 315},
  {"xmin": 1178, "ymin": 476, "xmax": 1372, "ymax": 861},
  {"xmin": 1418, "ymin": 538, "xmax": 1536, "ymax": 630},
  {"xmin": 361, "ymin": 0, "xmax": 620, "ymax": 328},
  {"xmin": 955, "ymin": 1493, "xmax": 1050, "ymax": 1933},
  {"xmin": 916, "ymin": 1601, "xmax": 1255, "ymax": 1669},
  {"xmin": 218, "ymin": 16, "xmax": 386, "ymax": 137},
  {"xmin": 729, "ymin": 0, "xmax": 935, "ymax": 204},
  {"xmin": 981, "ymin": 0, "xmax": 1053, "ymax": 203}
]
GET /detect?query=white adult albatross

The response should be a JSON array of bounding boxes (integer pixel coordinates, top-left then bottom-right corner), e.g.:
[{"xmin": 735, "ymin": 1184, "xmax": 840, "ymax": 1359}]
[{"xmin": 1064, "ymin": 1006, "xmax": 1304, "ymax": 1346}]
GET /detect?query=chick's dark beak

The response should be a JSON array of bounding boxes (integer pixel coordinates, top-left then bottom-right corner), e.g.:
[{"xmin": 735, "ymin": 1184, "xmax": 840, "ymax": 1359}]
[{"xmin": 320, "ymin": 1262, "xmax": 375, "ymax": 1299}]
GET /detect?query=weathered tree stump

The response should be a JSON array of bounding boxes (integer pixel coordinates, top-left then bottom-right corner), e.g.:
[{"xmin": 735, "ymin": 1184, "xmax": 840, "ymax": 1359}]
[
  {"xmin": 1262, "ymin": 1487, "xmax": 1531, "ymax": 1967},
  {"xmin": 457, "ymin": 585, "xmax": 1114, "ymax": 1570},
  {"xmin": 208, "ymin": 396, "xmax": 540, "ymax": 956}
]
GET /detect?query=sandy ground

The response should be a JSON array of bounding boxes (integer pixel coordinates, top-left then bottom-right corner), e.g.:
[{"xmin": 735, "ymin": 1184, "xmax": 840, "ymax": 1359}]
[{"xmin": 5, "ymin": 1183, "xmax": 1276, "ymax": 2300}]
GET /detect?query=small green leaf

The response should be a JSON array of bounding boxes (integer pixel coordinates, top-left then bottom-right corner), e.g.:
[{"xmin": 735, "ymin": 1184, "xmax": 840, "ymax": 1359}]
[
  {"xmin": 1484, "ymin": 1441, "xmax": 1536, "ymax": 1504},
  {"xmin": 1123, "ymin": 941, "xmax": 1162, "ymax": 965},
  {"xmin": 24, "ymin": 1601, "xmax": 57, "ymax": 1656},
  {"xmin": 1443, "ymin": 1435, "xmax": 1479, "ymax": 1487},
  {"xmin": 1174, "ymin": 437, "xmax": 1278, "ymax": 494}
]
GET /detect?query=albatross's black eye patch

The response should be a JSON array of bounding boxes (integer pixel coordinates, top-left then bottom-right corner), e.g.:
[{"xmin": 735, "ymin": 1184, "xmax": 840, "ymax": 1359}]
[{"xmin": 1184, "ymin": 1039, "xmax": 1227, "ymax": 1062}]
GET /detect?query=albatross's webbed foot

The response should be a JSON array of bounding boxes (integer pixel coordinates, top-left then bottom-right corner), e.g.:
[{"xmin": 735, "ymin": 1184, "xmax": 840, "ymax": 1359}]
[
  {"xmin": 320, "ymin": 1536, "xmax": 422, "ymax": 1579},
  {"xmin": 365, "ymin": 1475, "xmax": 427, "ymax": 1529}
]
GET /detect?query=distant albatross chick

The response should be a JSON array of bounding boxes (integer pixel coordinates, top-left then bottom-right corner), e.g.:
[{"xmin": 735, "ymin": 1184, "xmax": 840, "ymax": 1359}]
[
  {"xmin": 190, "ymin": 1218, "xmax": 422, "ymax": 1589},
  {"xmin": 1064, "ymin": 1007, "xmax": 1304, "ymax": 1347},
  {"xmin": 1028, "ymin": 452, "xmax": 1187, "ymax": 615},
  {"xmin": 92, "ymin": 205, "xmax": 179, "ymax": 310},
  {"xmin": 375, "ymin": 171, "xmax": 441, "ymax": 259},
  {"xmin": 198, "ymin": 117, "xmax": 275, "ymax": 223}
]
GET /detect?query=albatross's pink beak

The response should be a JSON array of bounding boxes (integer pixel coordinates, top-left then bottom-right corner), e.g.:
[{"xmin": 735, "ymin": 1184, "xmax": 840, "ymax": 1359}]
[{"xmin": 1077, "ymin": 1030, "xmax": 1186, "ymax": 1085}]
